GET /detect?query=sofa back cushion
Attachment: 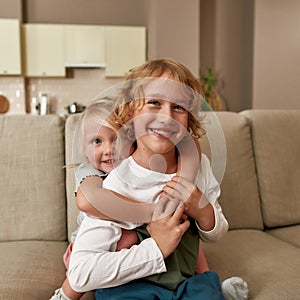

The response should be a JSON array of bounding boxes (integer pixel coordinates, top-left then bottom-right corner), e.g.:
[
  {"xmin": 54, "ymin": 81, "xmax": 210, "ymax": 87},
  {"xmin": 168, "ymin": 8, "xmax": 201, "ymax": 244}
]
[
  {"xmin": 200, "ymin": 112, "xmax": 263, "ymax": 230},
  {"xmin": 65, "ymin": 113, "xmax": 82, "ymax": 241},
  {"xmin": 65, "ymin": 111, "xmax": 264, "ymax": 234},
  {"xmin": 0, "ymin": 115, "xmax": 66, "ymax": 241},
  {"xmin": 241, "ymin": 110, "xmax": 300, "ymax": 228}
]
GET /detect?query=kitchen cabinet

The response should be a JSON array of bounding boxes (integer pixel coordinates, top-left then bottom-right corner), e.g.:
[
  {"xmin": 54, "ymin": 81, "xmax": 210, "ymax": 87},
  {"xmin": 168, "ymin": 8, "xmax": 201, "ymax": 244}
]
[
  {"xmin": 0, "ymin": 19, "xmax": 22, "ymax": 75},
  {"xmin": 105, "ymin": 26, "xmax": 146, "ymax": 77},
  {"xmin": 64, "ymin": 25, "xmax": 106, "ymax": 68},
  {"xmin": 22, "ymin": 24, "xmax": 65, "ymax": 77}
]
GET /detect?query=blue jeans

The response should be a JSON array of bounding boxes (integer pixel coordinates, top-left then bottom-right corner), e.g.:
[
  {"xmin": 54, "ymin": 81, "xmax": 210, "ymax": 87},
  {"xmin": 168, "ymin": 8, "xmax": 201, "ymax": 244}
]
[{"xmin": 95, "ymin": 271, "xmax": 225, "ymax": 300}]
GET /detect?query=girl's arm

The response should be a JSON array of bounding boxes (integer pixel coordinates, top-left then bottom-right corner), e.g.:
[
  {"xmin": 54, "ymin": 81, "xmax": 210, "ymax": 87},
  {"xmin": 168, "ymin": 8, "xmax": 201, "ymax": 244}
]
[
  {"xmin": 76, "ymin": 177, "xmax": 108, "ymax": 219},
  {"xmin": 77, "ymin": 176, "xmax": 163, "ymax": 223},
  {"xmin": 76, "ymin": 176, "xmax": 143, "ymax": 220},
  {"xmin": 77, "ymin": 135, "xmax": 201, "ymax": 222}
]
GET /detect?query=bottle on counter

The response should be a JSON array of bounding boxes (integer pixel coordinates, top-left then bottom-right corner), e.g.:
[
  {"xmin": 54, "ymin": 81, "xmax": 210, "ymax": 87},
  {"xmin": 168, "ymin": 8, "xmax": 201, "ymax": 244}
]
[
  {"xmin": 39, "ymin": 93, "xmax": 49, "ymax": 115},
  {"xmin": 30, "ymin": 97, "xmax": 39, "ymax": 115}
]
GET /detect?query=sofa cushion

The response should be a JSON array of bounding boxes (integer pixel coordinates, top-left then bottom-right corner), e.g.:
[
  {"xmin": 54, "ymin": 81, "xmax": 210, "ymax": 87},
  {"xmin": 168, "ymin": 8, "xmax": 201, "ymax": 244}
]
[
  {"xmin": 0, "ymin": 241, "xmax": 67, "ymax": 299},
  {"xmin": 202, "ymin": 229, "xmax": 300, "ymax": 300},
  {"xmin": 200, "ymin": 112, "xmax": 263, "ymax": 230},
  {"xmin": 241, "ymin": 110, "xmax": 300, "ymax": 228},
  {"xmin": 0, "ymin": 115, "xmax": 66, "ymax": 241},
  {"xmin": 66, "ymin": 112, "xmax": 264, "ymax": 233},
  {"xmin": 267, "ymin": 224, "xmax": 300, "ymax": 248},
  {"xmin": 65, "ymin": 113, "xmax": 83, "ymax": 241}
]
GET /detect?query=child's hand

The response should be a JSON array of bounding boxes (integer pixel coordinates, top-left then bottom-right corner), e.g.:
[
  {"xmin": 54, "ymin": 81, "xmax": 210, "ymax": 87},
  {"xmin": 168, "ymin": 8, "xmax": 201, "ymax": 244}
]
[
  {"xmin": 162, "ymin": 176, "xmax": 205, "ymax": 214},
  {"xmin": 152, "ymin": 194, "xmax": 181, "ymax": 221},
  {"xmin": 162, "ymin": 176, "xmax": 215, "ymax": 231},
  {"xmin": 147, "ymin": 203, "xmax": 190, "ymax": 259}
]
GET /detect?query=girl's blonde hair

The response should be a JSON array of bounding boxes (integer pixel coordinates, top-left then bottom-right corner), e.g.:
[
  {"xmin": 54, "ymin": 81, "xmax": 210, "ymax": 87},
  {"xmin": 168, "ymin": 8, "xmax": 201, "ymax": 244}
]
[
  {"xmin": 70, "ymin": 98, "xmax": 117, "ymax": 167},
  {"xmin": 114, "ymin": 58, "xmax": 206, "ymax": 139}
]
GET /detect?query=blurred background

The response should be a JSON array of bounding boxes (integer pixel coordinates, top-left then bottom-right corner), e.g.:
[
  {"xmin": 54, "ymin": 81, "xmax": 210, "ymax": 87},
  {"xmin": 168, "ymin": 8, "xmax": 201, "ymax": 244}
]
[{"xmin": 0, "ymin": 0, "xmax": 299, "ymax": 115}]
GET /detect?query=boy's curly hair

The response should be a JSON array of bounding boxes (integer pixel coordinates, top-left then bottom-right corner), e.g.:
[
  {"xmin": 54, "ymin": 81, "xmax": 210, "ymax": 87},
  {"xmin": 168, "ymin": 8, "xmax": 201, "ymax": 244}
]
[{"xmin": 113, "ymin": 58, "xmax": 206, "ymax": 139}]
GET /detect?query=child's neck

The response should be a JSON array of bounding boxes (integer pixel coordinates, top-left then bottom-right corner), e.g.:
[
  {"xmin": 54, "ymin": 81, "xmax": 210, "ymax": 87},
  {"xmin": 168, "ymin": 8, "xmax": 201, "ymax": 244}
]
[{"xmin": 132, "ymin": 149, "xmax": 178, "ymax": 174}]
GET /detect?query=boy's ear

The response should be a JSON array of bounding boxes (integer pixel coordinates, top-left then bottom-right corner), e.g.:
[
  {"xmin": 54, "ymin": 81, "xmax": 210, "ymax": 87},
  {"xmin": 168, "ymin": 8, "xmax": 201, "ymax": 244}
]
[
  {"xmin": 120, "ymin": 121, "xmax": 135, "ymax": 142},
  {"xmin": 125, "ymin": 110, "xmax": 134, "ymax": 122}
]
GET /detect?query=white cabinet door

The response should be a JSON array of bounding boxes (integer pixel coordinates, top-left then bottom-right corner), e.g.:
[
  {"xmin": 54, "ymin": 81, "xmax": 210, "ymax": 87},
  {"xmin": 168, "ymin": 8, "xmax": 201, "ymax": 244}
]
[
  {"xmin": 105, "ymin": 26, "xmax": 146, "ymax": 77},
  {"xmin": 22, "ymin": 24, "xmax": 65, "ymax": 77},
  {"xmin": 0, "ymin": 19, "xmax": 21, "ymax": 75},
  {"xmin": 64, "ymin": 25, "xmax": 106, "ymax": 68}
]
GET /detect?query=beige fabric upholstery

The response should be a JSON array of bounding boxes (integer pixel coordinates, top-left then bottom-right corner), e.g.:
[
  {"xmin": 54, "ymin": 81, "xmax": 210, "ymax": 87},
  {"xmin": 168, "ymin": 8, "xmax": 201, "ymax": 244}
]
[
  {"xmin": 242, "ymin": 110, "xmax": 300, "ymax": 228},
  {"xmin": 66, "ymin": 112, "xmax": 264, "ymax": 234},
  {"xmin": 200, "ymin": 112, "xmax": 263, "ymax": 230},
  {"xmin": 0, "ymin": 240, "xmax": 67, "ymax": 299},
  {"xmin": 65, "ymin": 113, "xmax": 83, "ymax": 241},
  {"xmin": 203, "ymin": 229, "xmax": 300, "ymax": 300},
  {"xmin": 267, "ymin": 224, "xmax": 300, "ymax": 248},
  {"xmin": 1, "ymin": 111, "xmax": 299, "ymax": 300},
  {"xmin": 64, "ymin": 113, "xmax": 95, "ymax": 299},
  {"xmin": 0, "ymin": 115, "xmax": 66, "ymax": 241}
]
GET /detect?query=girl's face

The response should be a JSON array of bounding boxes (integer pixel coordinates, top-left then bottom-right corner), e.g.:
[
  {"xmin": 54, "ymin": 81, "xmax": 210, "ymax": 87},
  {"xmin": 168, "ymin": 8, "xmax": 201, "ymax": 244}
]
[
  {"xmin": 83, "ymin": 118, "xmax": 118, "ymax": 173},
  {"xmin": 132, "ymin": 77, "xmax": 189, "ymax": 158}
]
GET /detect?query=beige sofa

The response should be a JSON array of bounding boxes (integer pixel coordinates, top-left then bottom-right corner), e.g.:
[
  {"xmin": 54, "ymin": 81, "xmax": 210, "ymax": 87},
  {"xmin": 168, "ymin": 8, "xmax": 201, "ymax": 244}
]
[{"xmin": 0, "ymin": 110, "xmax": 299, "ymax": 300}]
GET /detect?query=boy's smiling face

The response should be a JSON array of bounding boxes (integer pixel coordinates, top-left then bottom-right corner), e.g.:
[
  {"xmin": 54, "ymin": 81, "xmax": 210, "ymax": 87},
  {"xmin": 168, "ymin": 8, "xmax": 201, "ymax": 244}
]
[{"xmin": 131, "ymin": 77, "xmax": 190, "ymax": 161}]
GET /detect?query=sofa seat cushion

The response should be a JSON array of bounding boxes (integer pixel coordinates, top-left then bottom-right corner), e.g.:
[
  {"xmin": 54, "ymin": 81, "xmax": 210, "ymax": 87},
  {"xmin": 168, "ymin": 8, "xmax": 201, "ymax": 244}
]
[
  {"xmin": 266, "ymin": 224, "xmax": 300, "ymax": 248},
  {"xmin": 202, "ymin": 229, "xmax": 300, "ymax": 300},
  {"xmin": 0, "ymin": 240, "xmax": 67, "ymax": 299}
]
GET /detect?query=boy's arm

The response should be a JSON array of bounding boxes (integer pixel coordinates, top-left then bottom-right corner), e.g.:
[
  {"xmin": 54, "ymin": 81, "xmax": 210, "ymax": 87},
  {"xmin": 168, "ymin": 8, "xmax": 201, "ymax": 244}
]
[
  {"xmin": 163, "ymin": 155, "xmax": 228, "ymax": 242},
  {"xmin": 173, "ymin": 136, "xmax": 206, "ymax": 207},
  {"xmin": 172, "ymin": 137, "xmax": 216, "ymax": 232},
  {"xmin": 68, "ymin": 203, "xmax": 189, "ymax": 292},
  {"xmin": 177, "ymin": 136, "xmax": 201, "ymax": 181}
]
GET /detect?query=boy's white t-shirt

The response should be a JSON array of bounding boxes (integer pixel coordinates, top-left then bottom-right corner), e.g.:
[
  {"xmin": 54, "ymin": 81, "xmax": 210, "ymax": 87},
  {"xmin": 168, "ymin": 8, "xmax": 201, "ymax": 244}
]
[
  {"xmin": 68, "ymin": 154, "xmax": 228, "ymax": 292},
  {"xmin": 103, "ymin": 154, "xmax": 227, "ymax": 242}
]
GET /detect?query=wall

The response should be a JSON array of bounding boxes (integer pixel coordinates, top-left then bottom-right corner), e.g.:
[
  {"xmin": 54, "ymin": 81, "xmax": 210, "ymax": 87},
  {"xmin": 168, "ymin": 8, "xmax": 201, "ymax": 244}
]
[
  {"xmin": 201, "ymin": 0, "xmax": 300, "ymax": 111},
  {"xmin": 0, "ymin": 0, "xmax": 22, "ymax": 19},
  {"xmin": 200, "ymin": 0, "xmax": 254, "ymax": 111},
  {"xmin": 0, "ymin": 77, "xmax": 26, "ymax": 114},
  {"xmin": 252, "ymin": 0, "xmax": 300, "ymax": 109},
  {"xmin": 23, "ymin": 0, "xmax": 200, "ymax": 75},
  {"xmin": 26, "ymin": 69, "xmax": 121, "ymax": 116},
  {"xmin": 146, "ymin": 0, "xmax": 200, "ymax": 75},
  {"xmin": 0, "ymin": 0, "xmax": 200, "ymax": 115},
  {"xmin": 3, "ymin": 0, "xmax": 299, "ymax": 112},
  {"xmin": 0, "ymin": 0, "xmax": 25, "ymax": 114},
  {"xmin": 23, "ymin": 0, "xmax": 147, "ymax": 26}
]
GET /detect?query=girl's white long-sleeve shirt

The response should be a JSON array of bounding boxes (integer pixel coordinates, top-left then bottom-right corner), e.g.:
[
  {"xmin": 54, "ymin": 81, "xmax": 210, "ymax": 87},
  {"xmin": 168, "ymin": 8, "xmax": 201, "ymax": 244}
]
[{"xmin": 68, "ymin": 154, "xmax": 228, "ymax": 292}]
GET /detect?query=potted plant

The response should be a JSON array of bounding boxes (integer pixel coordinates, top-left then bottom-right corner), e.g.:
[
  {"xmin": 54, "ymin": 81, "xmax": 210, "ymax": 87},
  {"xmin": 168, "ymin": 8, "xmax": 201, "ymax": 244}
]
[{"xmin": 200, "ymin": 67, "xmax": 222, "ymax": 111}]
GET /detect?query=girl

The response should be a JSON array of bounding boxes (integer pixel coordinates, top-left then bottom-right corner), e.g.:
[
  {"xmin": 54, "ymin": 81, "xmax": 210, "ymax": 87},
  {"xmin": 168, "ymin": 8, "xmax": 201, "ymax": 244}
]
[{"xmin": 50, "ymin": 99, "xmax": 139, "ymax": 300}]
